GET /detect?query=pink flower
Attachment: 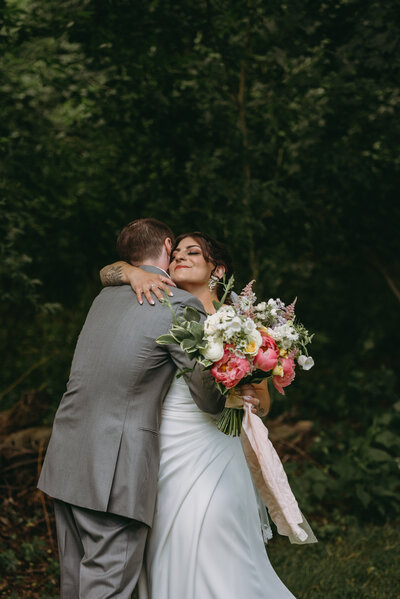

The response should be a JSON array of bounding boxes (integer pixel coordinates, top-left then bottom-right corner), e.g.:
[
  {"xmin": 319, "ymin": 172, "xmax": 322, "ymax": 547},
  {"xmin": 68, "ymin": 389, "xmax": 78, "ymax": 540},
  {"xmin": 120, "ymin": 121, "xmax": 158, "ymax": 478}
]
[
  {"xmin": 253, "ymin": 335, "xmax": 279, "ymax": 372},
  {"xmin": 211, "ymin": 345, "xmax": 251, "ymax": 389},
  {"xmin": 272, "ymin": 357, "xmax": 296, "ymax": 395},
  {"xmin": 260, "ymin": 332, "xmax": 278, "ymax": 350}
]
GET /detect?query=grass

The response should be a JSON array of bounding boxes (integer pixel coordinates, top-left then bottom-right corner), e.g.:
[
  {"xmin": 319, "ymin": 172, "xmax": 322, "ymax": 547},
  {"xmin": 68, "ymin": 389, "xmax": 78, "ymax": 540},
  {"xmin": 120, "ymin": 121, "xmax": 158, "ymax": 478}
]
[
  {"xmin": 268, "ymin": 522, "xmax": 400, "ymax": 599},
  {"xmin": 1, "ymin": 513, "xmax": 399, "ymax": 598}
]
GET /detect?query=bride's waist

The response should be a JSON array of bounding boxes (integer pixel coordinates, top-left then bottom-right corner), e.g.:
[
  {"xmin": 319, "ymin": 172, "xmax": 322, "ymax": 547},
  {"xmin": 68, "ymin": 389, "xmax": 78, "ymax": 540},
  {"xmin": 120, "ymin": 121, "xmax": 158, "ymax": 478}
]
[{"xmin": 162, "ymin": 394, "xmax": 219, "ymax": 419}]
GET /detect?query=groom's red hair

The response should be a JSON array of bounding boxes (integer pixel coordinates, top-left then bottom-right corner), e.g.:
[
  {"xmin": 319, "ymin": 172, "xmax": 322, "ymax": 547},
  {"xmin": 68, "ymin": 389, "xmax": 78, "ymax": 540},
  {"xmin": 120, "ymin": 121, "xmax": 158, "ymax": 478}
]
[{"xmin": 117, "ymin": 218, "xmax": 174, "ymax": 265}]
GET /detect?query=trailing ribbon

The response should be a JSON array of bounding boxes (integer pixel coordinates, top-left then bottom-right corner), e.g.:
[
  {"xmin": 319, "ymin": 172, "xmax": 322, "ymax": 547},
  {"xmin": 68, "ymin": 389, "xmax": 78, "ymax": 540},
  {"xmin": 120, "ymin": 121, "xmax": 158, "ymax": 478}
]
[{"xmin": 241, "ymin": 403, "xmax": 317, "ymax": 544}]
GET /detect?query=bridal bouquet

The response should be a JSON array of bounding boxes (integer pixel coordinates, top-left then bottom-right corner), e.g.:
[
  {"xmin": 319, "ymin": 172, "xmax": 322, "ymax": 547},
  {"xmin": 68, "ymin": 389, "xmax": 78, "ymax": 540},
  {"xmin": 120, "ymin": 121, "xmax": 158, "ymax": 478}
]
[
  {"xmin": 158, "ymin": 278, "xmax": 318, "ymax": 545},
  {"xmin": 157, "ymin": 277, "xmax": 314, "ymax": 436}
]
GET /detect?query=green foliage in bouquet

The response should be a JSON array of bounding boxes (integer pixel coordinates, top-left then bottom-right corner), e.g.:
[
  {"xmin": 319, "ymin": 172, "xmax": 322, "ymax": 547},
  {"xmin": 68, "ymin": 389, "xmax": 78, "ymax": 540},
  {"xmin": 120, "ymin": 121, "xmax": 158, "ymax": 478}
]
[
  {"xmin": 211, "ymin": 275, "xmax": 236, "ymax": 312},
  {"xmin": 156, "ymin": 299, "xmax": 211, "ymax": 371},
  {"xmin": 156, "ymin": 275, "xmax": 236, "ymax": 375}
]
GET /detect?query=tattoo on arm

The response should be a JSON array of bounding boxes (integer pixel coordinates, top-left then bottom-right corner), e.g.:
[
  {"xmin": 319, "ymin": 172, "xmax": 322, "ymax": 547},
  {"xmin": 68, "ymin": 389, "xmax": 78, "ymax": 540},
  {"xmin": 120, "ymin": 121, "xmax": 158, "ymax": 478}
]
[{"xmin": 100, "ymin": 265, "xmax": 124, "ymax": 287}]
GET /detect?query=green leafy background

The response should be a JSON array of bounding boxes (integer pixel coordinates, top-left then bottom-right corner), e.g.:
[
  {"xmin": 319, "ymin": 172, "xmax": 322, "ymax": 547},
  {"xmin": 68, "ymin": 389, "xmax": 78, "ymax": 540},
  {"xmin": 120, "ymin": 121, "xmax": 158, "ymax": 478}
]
[{"xmin": 0, "ymin": 0, "xmax": 399, "ymax": 596}]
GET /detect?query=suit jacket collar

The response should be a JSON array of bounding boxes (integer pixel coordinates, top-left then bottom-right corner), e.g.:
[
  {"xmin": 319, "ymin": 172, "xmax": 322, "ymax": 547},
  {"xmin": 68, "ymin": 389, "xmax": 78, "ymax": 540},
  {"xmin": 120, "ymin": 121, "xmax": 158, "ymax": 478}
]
[{"xmin": 139, "ymin": 264, "xmax": 170, "ymax": 278}]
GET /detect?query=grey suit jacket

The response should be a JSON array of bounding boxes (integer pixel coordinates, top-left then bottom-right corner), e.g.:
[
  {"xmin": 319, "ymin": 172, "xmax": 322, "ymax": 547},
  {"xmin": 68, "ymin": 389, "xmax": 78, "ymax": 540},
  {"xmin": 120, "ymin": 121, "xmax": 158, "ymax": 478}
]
[{"xmin": 38, "ymin": 266, "xmax": 224, "ymax": 525}]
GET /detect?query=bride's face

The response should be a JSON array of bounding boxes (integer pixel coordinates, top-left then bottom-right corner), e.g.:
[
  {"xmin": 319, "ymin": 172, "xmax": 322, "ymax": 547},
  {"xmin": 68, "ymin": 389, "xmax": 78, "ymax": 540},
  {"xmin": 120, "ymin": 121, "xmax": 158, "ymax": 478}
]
[{"xmin": 169, "ymin": 237, "xmax": 215, "ymax": 290}]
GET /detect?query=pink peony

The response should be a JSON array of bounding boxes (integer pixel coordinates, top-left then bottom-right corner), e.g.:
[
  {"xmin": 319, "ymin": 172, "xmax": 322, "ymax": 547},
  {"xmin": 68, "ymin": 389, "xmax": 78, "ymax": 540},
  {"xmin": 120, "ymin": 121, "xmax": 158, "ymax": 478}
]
[
  {"xmin": 272, "ymin": 357, "xmax": 296, "ymax": 395},
  {"xmin": 211, "ymin": 345, "xmax": 251, "ymax": 389},
  {"xmin": 260, "ymin": 333, "xmax": 278, "ymax": 351},
  {"xmin": 253, "ymin": 335, "xmax": 279, "ymax": 372}
]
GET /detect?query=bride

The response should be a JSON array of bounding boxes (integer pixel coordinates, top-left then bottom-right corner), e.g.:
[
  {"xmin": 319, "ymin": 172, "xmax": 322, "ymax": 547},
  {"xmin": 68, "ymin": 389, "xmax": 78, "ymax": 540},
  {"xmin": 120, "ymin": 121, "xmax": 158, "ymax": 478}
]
[{"xmin": 101, "ymin": 231, "xmax": 297, "ymax": 598}]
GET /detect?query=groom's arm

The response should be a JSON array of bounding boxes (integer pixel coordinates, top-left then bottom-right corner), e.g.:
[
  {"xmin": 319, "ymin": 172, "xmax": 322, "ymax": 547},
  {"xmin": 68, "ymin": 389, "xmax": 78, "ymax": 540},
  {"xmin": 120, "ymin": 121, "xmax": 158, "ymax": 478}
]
[
  {"xmin": 166, "ymin": 296, "xmax": 225, "ymax": 415},
  {"xmin": 168, "ymin": 344, "xmax": 225, "ymax": 414}
]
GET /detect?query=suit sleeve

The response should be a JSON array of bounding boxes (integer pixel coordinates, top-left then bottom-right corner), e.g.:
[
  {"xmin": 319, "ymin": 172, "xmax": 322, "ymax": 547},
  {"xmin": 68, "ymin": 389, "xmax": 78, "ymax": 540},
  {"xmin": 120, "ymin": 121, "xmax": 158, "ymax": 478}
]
[{"xmin": 166, "ymin": 295, "xmax": 225, "ymax": 414}]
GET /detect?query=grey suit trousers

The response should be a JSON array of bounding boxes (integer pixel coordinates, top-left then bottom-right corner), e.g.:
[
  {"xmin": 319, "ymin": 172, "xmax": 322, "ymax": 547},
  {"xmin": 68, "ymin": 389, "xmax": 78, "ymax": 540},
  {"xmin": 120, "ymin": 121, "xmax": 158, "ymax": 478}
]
[{"xmin": 54, "ymin": 500, "xmax": 148, "ymax": 599}]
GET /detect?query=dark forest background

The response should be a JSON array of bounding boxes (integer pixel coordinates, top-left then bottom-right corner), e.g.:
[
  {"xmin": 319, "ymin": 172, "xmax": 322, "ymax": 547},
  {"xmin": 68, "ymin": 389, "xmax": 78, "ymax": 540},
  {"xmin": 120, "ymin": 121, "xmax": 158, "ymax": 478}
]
[{"xmin": 1, "ymin": 0, "xmax": 399, "ymax": 597}]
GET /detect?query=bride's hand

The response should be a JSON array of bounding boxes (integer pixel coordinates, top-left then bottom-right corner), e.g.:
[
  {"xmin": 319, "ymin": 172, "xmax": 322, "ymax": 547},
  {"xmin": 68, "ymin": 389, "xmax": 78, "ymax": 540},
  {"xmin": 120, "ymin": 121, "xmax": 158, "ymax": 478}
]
[
  {"xmin": 238, "ymin": 381, "xmax": 270, "ymax": 417},
  {"xmin": 99, "ymin": 261, "xmax": 176, "ymax": 305},
  {"xmin": 238, "ymin": 384, "xmax": 260, "ymax": 415}
]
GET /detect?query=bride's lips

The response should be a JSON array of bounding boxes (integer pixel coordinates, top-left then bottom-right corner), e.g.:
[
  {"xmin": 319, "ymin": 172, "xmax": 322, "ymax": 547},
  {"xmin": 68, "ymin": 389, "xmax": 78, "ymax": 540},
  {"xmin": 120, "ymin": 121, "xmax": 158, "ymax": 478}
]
[{"xmin": 175, "ymin": 265, "xmax": 190, "ymax": 270}]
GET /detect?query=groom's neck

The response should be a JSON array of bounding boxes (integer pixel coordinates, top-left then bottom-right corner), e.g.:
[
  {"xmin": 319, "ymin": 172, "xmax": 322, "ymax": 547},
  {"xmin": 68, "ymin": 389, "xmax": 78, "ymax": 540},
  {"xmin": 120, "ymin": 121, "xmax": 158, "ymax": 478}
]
[{"xmin": 133, "ymin": 253, "xmax": 170, "ymax": 273}]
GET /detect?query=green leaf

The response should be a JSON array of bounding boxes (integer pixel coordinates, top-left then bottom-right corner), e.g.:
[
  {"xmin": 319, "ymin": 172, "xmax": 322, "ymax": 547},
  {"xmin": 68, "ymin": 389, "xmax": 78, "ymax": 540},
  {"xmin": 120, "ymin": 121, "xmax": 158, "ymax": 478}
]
[
  {"xmin": 366, "ymin": 448, "xmax": 393, "ymax": 463},
  {"xmin": 156, "ymin": 334, "xmax": 177, "ymax": 345},
  {"xmin": 355, "ymin": 485, "xmax": 371, "ymax": 508},
  {"xmin": 374, "ymin": 431, "xmax": 399, "ymax": 449},
  {"xmin": 183, "ymin": 306, "xmax": 201, "ymax": 322},
  {"xmin": 180, "ymin": 338, "xmax": 197, "ymax": 351},
  {"xmin": 187, "ymin": 321, "xmax": 204, "ymax": 337},
  {"xmin": 170, "ymin": 326, "xmax": 190, "ymax": 342}
]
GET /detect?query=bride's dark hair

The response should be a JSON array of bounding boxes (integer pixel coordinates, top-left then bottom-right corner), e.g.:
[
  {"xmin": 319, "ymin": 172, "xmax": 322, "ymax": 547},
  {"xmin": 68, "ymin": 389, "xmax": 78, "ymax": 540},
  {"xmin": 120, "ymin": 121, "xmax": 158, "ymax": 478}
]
[{"xmin": 171, "ymin": 232, "xmax": 234, "ymax": 301}]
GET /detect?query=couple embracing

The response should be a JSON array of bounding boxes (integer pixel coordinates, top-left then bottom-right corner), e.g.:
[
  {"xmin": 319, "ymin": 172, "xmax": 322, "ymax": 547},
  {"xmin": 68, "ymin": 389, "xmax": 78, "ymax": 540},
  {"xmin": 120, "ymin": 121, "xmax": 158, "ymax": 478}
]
[{"xmin": 38, "ymin": 218, "xmax": 296, "ymax": 598}]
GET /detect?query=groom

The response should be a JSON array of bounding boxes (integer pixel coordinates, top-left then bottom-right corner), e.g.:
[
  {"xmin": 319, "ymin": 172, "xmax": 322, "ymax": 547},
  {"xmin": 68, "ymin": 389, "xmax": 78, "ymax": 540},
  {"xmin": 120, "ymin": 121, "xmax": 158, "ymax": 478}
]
[{"xmin": 38, "ymin": 218, "xmax": 225, "ymax": 599}]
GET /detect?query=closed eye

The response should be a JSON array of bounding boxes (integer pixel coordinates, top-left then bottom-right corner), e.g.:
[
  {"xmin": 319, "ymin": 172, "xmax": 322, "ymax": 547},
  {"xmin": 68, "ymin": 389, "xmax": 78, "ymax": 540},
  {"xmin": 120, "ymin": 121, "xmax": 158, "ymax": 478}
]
[{"xmin": 171, "ymin": 251, "xmax": 201, "ymax": 260}]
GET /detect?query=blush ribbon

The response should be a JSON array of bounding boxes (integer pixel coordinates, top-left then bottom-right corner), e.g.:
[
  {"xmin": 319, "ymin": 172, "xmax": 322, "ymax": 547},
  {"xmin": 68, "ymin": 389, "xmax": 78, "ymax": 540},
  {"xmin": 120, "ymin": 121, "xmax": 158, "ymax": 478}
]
[{"xmin": 241, "ymin": 403, "xmax": 317, "ymax": 544}]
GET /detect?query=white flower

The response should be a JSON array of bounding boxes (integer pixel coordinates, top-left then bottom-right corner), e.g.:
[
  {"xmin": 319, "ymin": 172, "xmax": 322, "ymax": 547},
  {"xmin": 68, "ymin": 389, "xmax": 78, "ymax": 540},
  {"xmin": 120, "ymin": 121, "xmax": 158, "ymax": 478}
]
[
  {"xmin": 255, "ymin": 302, "xmax": 266, "ymax": 311},
  {"xmin": 244, "ymin": 329, "xmax": 262, "ymax": 356},
  {"xmin": 243, "ymin": 318, "xmax": 256, "ymax": 334},
  {"xmin": 268, "ymin": 323, "xmax": 298, "ymax": 349},
  {"xmin": 298, "ymin": 355, "xmax": 314, "ymax": 370},
  {"xmin": 229, "ymin": 316, "xmax": 242, "ymax": 332},
  {"xmin": 204, "ymin": 321, "xmax": 218, "ymax": 335},
  {"xmin": 200, "ymin": 339, "xmax": 225, "ymax": 362},
  {"xmin": 204, "ymin": 313, "xmax": 219, "ymax": 333},
  {"xmin": 218, "ymin": 306, "xmax": 235, "ymax": 319},
  {"xmin": 238, "ymin": 297, "xmax": 253, "ymax": 311}
]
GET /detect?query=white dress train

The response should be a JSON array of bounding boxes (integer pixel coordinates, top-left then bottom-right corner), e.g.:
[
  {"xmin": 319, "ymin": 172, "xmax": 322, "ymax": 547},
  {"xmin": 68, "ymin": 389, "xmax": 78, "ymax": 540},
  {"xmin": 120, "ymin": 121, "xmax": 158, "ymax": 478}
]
[{"xmin": 138, "ymin": 376, "xmax": 296, "ymax": 599}]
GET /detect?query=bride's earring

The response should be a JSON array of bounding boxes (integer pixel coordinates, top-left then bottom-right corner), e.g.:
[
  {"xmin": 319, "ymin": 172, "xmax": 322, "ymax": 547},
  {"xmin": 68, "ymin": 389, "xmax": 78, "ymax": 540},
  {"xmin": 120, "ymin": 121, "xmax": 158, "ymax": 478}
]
[{"xmin": 208, "ymin": 274, "xmax": 219, "ymax": 292}]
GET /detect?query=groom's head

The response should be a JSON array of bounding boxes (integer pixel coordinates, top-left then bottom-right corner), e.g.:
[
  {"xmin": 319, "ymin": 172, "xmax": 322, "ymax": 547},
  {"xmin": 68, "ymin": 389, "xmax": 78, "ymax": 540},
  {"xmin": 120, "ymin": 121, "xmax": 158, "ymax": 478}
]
[{"xmin": 117, "ymin": 218, "xmax": 174, "ymax": 270}]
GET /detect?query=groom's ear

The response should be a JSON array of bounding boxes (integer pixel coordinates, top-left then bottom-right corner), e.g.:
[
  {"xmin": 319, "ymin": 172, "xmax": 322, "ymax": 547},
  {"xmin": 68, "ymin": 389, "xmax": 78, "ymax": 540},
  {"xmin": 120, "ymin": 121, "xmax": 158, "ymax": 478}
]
[{"xmin": 164, "ymin": 237, "xmax": 172, "ymax": 256}]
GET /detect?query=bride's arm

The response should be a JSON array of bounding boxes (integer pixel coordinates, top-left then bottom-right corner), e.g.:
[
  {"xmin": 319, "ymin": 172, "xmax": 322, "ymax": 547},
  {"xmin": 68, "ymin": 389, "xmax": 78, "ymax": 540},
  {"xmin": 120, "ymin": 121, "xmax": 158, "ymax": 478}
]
[
  {"xmin": 251, "ymin": 380, "xmax": 271, "ymax": 418},
  {"xmin": 100, "ymin": 261, "xmax": 176, "ymax": 305}
]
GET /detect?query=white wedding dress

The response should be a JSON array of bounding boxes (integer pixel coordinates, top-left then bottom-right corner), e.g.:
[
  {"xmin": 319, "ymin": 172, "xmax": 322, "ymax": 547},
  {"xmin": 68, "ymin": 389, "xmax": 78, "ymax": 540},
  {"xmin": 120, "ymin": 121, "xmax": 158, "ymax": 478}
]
[{"xmin": 138, "ymin": 376, "xmax": 296, "ymax": 599}]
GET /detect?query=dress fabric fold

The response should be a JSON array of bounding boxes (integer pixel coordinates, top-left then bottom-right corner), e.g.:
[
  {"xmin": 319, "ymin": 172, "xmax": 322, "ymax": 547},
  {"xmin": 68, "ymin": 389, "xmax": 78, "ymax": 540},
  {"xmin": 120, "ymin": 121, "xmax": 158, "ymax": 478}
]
[{"xmin": 138, "ymin": 377, "xmax": 296, "ymax": 599}]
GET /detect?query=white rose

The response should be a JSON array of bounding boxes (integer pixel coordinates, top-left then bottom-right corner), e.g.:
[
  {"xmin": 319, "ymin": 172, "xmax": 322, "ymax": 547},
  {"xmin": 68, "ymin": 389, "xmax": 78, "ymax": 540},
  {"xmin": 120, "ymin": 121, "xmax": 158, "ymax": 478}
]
[
  {"xmin": 244, "ymin": 328, "xmax": 262, "ymax": 356},
  {"xmin": 200, "ymin": 339, "xmax": 225, "ymax": 362},
  {"xmin": 204, "ymin": 322, "xmax": 218, "ymax": 335},
  {"xmin": 298, "ymin": 355, "xmax": 314, "ymax": 370}
]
